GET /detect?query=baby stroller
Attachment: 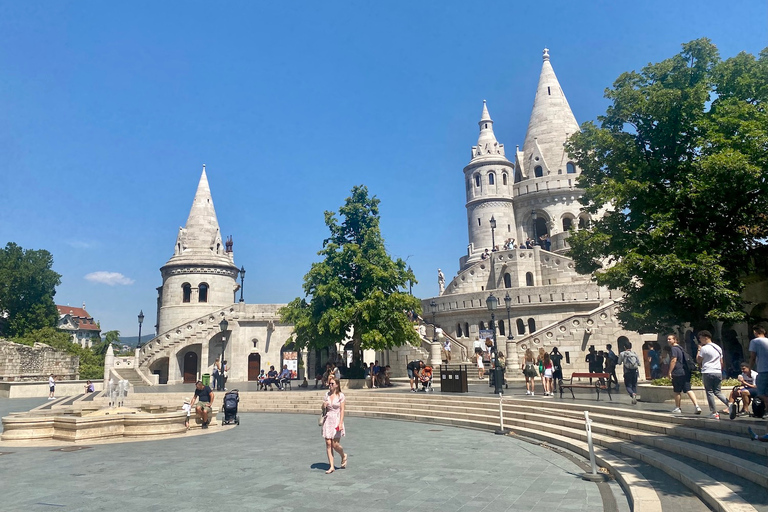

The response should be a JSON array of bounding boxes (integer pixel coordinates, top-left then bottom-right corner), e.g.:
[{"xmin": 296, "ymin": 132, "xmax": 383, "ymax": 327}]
[
  {"xmin": 222, "ymin": 389, "xmax": 240, "ymax": 425},
  {"xmin": 419, "ymin": 366, "xmax": 434, "ymax": 392}
]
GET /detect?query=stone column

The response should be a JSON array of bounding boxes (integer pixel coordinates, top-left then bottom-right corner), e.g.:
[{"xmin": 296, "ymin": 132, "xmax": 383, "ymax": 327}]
[
  {"xmin": 429, "ymin": 342, "xmax": 442, "ymax": 368},
  {"xmin": 506, "ymin": 339, "xmax": 519, "ymax": 372},
  {"xmin": 168, "ymin": 349, "xmax": 180, "ymax": 384}
]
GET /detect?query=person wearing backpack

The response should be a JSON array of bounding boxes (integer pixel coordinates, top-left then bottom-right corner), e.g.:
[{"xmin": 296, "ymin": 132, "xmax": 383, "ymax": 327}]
[
  {"xmin": 668, "ymin": 334, "xmax": 702, "ymax": 415},
  {"xmin": 605, "ymin": 344, "xmax": 619, "ymax": 391},
  {"xmin": 618, "ymin": 342, "xmax": 641, "ymax": 404}
]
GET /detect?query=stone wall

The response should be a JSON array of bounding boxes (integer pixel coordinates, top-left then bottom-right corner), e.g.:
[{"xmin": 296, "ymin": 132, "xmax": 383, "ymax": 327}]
[{"xmin": 0, "ymin": 339, "xmax": 79, "ymax": 381}]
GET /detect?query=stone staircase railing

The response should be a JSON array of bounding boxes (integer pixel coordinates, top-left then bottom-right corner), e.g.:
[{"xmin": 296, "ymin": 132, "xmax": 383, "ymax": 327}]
[{"xmin": 138, "ymin": 304, "xmax": 238, "ymax": 368}]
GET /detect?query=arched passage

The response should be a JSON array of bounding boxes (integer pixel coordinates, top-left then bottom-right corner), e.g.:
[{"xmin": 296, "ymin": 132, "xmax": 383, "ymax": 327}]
[
  {"xmin": 248, "ymin": 353, "xmax": 261, "ymax": 381},
  {"xmin": 183, "ymin": 351, "xmax": 198, "ymax": 383},
  {"xmin": 517, "ymin": 319, "xmax": 525, "ymax": 335}
]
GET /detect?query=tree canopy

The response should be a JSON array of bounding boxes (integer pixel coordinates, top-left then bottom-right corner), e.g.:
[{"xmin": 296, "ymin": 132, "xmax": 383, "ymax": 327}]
[
  {"xmin": 13, "ymin": 326, "xmax": 104, "ymax": 379},
  {"xmin": 0, "ymin": 242, "xmax": 61, "ymax": 337},
  {"xmin": 280, "ymin": 185, "xmax": 421, "ymax": 367},
  {"xmin": 567, "ymin": 39, "xmax": 768, "ymax": 332}
]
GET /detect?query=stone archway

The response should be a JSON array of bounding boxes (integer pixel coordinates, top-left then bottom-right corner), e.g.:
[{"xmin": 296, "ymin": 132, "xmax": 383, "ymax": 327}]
[
  {"xmin": 183, "ymin": 352, "xmax": 198, "ymax": 383},
  {"xmin": 248, "ymin": 353, "xmax": 261, "ymax": 381},
  {"xmin": 149, "ymin": 357, "xmax": 169, "ymax": 385}
]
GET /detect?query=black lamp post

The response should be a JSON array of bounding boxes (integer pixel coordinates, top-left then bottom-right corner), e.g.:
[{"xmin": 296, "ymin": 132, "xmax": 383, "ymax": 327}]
[
  {"xmin": 239, "ymin": 266, "xmax": 246, "ymax": 303},
  {"xmin": 218, "ymin": 318, "xmax": 229, "ymax": 390},
  {"xmin": 504, "ymin": 292, "xmax": 514, "ymax": 340},
  {"xmin": 407, "ymin": 265, "xmax": 413, "ymax": 296},
  {"xmin": 531, "ymin": 210, "xmax": 538, "ymax": 245},
  {"xmin": 429, "ymin": 300, "xmax": 438, "ymax": 342},
  {"xmin": 486, "ymin": 293, "xmax": 503, "ymax": 395},
  {"xmin": 137, "ymin": 310, "xmax": 144, "ymax": 348},
  {"xmin": 490, "ymin": 216, "xmax": 497, "ymax": 251}
]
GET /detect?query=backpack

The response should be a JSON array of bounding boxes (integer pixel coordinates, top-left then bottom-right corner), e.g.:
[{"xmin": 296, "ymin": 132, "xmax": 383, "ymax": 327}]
[
  {"xmin": 753, "ymin": 396, "xmax": 766, "ymax": 419},
  {"xmin": 623, "ymin": 351, "xmax": 640, "ymax": 370}
]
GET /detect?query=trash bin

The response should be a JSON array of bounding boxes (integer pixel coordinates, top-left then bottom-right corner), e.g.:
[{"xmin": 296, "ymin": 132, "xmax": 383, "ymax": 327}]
[
  {"xmin": 439, "ymin": 364, "xmax": 468, "ymax": 393},
  {"xmin": 202, "ymin": 373, "xmax": 211, "ymax": 387}
]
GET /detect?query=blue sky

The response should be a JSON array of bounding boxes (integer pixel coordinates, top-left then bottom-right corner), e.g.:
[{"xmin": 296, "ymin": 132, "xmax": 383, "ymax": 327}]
[{"xmin": 1, "ymin": 1, "xmax": 766, "ymax": 337}]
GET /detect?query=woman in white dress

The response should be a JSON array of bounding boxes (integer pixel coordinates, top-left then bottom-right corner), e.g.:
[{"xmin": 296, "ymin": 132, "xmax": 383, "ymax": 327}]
[{"xmin": 321, "ymin": 376, "xmax": 347, "ymax": 474}]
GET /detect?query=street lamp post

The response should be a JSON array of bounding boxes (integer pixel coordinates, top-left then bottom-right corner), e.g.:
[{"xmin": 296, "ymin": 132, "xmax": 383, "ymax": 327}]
[
  {"xmin": 486, "ymin": 293, "xmax": 503, "ymax": 395},
  {"xmin": 137, "ymin": 310, "xmax": 144, "ymax": 348},
  {"xmin": 218, "ymin": 318, "xmax": 229, "ymax": 391},
  {"xmin": 531, "ymin": 210, "xmax": 538, "ymax": 246},
  {"xmin": 238, "ymin": 266, "xmax": 246, "ymax": 303},
  {"xmin": 504, "ymin": 292, "xmax": 514, "ymax": 340},
  {"xmin": 490, "ymin": 216, "xmax": 497, "ymax": 251},
  {"xmin": 430, "ymin": 300, "xmax": 438, "ymax": 342}
]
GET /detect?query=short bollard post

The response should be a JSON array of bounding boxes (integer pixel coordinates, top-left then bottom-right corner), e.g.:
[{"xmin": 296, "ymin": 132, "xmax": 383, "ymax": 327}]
[
  {"xmin": 495, "ymin": 393, "xmax": 509, "ymax": 435},
  {"xmin": 581, "ymin": 410, "xmax": 608, "ymax": 481}
]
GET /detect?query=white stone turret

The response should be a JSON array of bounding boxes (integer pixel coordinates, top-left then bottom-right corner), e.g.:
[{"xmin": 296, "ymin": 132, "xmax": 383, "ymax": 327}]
[
  {"xmin": 514, "ymin": 49, "xmax": 587, "ymax": 250},
  {"xmin": 462, "ymin": 101, "xmax": 516, "ymax": 269},
  {"xmin": 157, "ymin": 166, "xmax": 239, "ymax": 333}
]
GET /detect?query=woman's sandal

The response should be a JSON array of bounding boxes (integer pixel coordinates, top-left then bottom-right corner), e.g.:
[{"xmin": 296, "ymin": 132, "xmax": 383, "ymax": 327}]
[{"xmin": 340, "ymin": 455, "xmax": 348, "ymax": 469}]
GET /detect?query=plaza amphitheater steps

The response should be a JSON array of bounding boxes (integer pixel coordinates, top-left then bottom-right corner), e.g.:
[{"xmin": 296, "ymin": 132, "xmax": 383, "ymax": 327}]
[{"xmin": 236, "ymin": 391, "xmax": 766, "ymax": 512}]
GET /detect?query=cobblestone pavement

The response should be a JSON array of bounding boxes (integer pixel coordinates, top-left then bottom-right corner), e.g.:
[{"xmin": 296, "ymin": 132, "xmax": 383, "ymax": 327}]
[{"xmin": 0, "ymin": 401, "xmax": 608, "ymax": 512}]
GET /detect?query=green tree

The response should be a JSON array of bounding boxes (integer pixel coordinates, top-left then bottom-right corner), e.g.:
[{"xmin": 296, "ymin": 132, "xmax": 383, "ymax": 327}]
[
  {"xmin": 13, "ymin": 326, "xmax": 104, "ymax": 380},
  {"xmin": 93, "ymin": 330, "xmax": 121, "ymax": 357},
  {"xmin": 0, "ymin": 242, "xmax": 62, "ymax": 337},
  {"xmin": 280, "ymin": 185, "xmax": 421, "ymax": 370},
  {"xmin": 566, "ymin": 39, "xmax": 768, "ymax": 332}
]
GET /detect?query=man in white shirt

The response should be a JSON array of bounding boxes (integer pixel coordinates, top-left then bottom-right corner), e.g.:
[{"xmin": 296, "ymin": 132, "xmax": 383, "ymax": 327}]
[
  {"xmin": 48, "ymin": 374, "xmax": 55, "ymax": 400},
  {"xmin": 696, "ymin": 330, "xmax": 730, "ymax": 419},
  {"xmin": 749, "ymin": 325, "xmax": 768, "ymax": 409}
]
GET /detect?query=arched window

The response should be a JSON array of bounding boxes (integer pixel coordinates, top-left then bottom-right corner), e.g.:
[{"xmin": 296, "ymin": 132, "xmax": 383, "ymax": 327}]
[
  {"xmin": 198, "ymin": 283, "xmax": 209, "ymax": 303},
  {"xmin": 499, "ymin": 320, "xmax": 505, "ymax": 336},
  {"xmin": 502, "ymin": 173, "xmax": 508, "ymax": 185},
  {"xmin": 488, "ymin": 172, "xmax": 495, "ymax": 185},
  {"xmin": 182, "ymin": 283, "xmax": 191, "ymax": 303},
  {"xmin": 464, "ymin": 323, "xmax": 470, "ymax": 338},
  {"xmin": 578, "ymin": 216, "xmax": 590, "ymax": 229},
  {"xmin": 563, "ymin": 217, "xmax": 573, "ymax": 231},
  {"xmin": 503, "ymin": 273, "xmax": 512, "ymax": 288},
  {"xmin": 525, "ymin": 272, "xmax": 534, "ymax": 286},
  {"xmin": 516, "ymin": 319, "xmax": 526, "ymax": 335},
  {"xmin": 566, "ymin": 162, "xmax": 576, "ymax": 174},
  {"xmin": 617, "ymin": 336, "xmax": 630, "ymax": 353},
  {"xmin": 528, "ymin": 318, "xmax": 536, "ymax": 333},
  {"xmin": 479, "ymin": 321, "xmax": 486, "ymax": 331},
  {"xmin": 534, "ymin": 165, "xmax": 543, "ymax": 178},
  {"xmin": 474, "ymin": 174, "xmax": 481, "ymax": 187},
  {"xmin": 457, "ymin": 323, "xmax": 463, "ymax": 338}
]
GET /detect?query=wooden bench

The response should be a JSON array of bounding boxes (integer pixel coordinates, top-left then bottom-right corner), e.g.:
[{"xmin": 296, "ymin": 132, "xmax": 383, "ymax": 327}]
[{"xmin": 559, "ymin": 372, "xmax": 612, "ymax": 401}]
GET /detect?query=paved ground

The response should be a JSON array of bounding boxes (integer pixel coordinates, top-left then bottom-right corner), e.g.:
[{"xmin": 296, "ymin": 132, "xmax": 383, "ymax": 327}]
[{"xmin": 0, "ymin": 398, "xmax": 612, "ymax": 512}]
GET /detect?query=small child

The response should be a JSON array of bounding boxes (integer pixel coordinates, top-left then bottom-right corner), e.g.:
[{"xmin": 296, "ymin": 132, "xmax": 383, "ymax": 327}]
[
  {"xmin": 299, "ymin": 377, "xmax": 309, "ymax": 388},
  {"xmin": 182, "ymin": 398, "xmax": 191, "ymax": 430},
  {"xmin": 420, "ymin": 365, "xmax": 433, "ymax": 392}
]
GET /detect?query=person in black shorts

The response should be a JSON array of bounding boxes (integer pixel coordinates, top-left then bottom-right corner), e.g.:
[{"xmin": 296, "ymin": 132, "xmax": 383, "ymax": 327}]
[
  {"xmin": 407, "ymin": 360, "xmax": 423, "ymax": 392},
  {"xmin": 668, "ymin": 334, "xmax": 701, "ymax": 414},
  {"xmin": 550, "ymin": 347, "xmax": 563, "ymax": 394}
]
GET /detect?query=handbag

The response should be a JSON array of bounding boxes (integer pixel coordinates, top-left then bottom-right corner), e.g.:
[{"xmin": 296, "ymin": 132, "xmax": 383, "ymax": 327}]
[{"xmin": 318, "ymin": 408, "xmax": 327, "ymax": 427}]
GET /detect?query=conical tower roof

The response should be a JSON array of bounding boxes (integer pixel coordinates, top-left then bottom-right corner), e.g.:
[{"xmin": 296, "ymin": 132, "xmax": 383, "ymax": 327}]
[
  {"xmin": 163, "ymin": 165, "xmax": 236, "ymax": 269},
  {"xmin": 471, "ymin": 100, "xmax": 507, "ymax": 161},
  {"xmin": 521, "ymin": 48, "xmax": 580, "ymax": 175}
]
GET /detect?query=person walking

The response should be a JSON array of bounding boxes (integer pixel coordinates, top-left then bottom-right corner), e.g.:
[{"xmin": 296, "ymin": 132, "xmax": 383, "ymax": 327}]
[
  {"xmin": 605, "ymin": 344, "xmax": 619, "ymax": 391},
  {"xmin": 550, "ymin": 347, "xmax": 563, "ymax": 395},
  {"xmin": 618, "ymin": 342, "xmax": 641, "ymax": 404},
  {"xmin": 541, "ymin": 352, "xmax": 554, "ymax": 397},
  {"xmin": 522, "ymin": 349, "xmax": 537, "ymax": 396},
  {"xmin": 697, "ymin": 330, "xmax": 730, "ymax": 419},
  {"xmin": 48, "ymin": 374, "xmax": 55, "ymax": 400},
  {"xmin": 668, "ymin": 334, "xmax": 702, "ymax": 415},
  {"xmin": 648, "ymin": 343, "xmax": 662, "ymax": 379},
  {"xmin": 749, "ymin": 325, "xmax": 768, "ymax": 414},
  {"xmin": 321, "ymin": 376, "xmax": 347, "ymax": 474}
]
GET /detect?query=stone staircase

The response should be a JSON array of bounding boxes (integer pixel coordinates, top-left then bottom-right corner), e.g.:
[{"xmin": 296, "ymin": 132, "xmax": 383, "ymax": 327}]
[
  {"xmin": 116, "ymin": 389, "xmax": 765, "ymax": 512},
  {"xmin": 111, "ymin": 367, "xmax": 150, "ymax": 387}
]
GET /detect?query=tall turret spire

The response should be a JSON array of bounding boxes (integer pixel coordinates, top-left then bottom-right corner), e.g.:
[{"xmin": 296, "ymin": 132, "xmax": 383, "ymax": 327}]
[
  {"xmin": 521, "ymin": 48, "xmax": 580, "ymax": 177},
  {"xmin": 165, "ymin": 165, "xmax": 234, "ymax": 266},
  {"xmin": 471, "ymin": 100, "xmax": 506, "ymax": 161}
]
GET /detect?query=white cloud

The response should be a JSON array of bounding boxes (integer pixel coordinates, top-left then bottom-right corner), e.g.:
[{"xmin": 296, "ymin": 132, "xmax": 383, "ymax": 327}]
[
  {"xmin": 84, "ymin": 271, "xmax": 135, "ymax": 286},
  {"xmin": 66, "ymin": 240, "xmax": 96, "ymax": 249}
]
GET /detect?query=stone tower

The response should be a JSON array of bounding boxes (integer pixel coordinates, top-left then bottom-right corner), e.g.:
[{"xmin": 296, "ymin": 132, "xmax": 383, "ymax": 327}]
[
  {"xmin": 462, "ymin": 100, "xmax": 517, "ymax": 269},
  {"xmin": 513, "ymin": 48, "xmax": 585, "ymax": 252},
  {"xmin": 156, "ymin": 166, "xmax": 239, "ymax": 334}
]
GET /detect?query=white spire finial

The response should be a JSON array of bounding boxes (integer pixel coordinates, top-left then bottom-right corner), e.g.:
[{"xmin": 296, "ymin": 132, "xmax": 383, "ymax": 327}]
[{"xmin": 543, "ymin": 48, "xmax": 550, "ymax": 61}]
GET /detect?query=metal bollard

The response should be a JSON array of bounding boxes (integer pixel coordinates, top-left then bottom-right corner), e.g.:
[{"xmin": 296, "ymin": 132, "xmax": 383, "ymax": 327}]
[
  {"xmin": 581, "ymin": 410, "xmax": 607, "ymax": 481},
  {"xmin": 495, "ymin": 393, "xmax": 509, "ymax": 435}
]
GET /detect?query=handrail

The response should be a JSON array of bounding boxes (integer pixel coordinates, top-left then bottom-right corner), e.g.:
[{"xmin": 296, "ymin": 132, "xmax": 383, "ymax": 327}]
[{"xmin": 414, "ymin": 314, "xmax": 469, "ymax": 362}]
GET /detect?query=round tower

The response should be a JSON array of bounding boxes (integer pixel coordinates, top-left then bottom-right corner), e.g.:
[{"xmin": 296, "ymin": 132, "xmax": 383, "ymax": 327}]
[
  {"xmin": 156, "ymin": 165, "xmax": 239, "ymax": 334},
  {"xmin": 513, "ymin": 48, "xmax": 587, "ymax": 252},
  {"xmin": 462, "ymin": 101, "xmax": 517, "ymax": 268}
]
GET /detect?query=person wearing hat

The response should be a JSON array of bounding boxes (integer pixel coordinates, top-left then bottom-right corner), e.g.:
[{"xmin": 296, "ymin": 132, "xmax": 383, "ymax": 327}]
[{"xmin": 182, "ymin": 398, "xmax": 192, "ymax": 430}]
